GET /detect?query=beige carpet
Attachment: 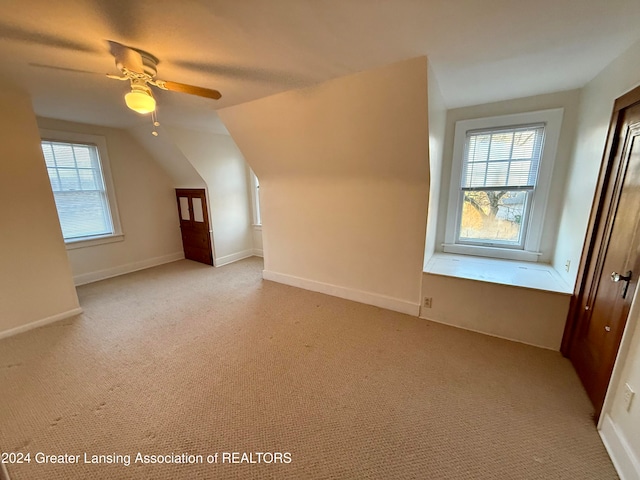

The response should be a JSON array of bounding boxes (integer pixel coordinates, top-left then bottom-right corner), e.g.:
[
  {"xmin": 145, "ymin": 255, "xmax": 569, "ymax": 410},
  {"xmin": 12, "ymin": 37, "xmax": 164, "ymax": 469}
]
[{"xmin": 0, "ymin": 257, "xmax": 617, "ymax": 479}]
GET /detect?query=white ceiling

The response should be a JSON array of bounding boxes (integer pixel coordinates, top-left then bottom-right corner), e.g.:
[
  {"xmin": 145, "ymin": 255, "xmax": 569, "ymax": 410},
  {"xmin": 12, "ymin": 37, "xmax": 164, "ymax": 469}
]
[{"xmin": 2, "ymin": 0, "xmax": 640, "ymax": 133}]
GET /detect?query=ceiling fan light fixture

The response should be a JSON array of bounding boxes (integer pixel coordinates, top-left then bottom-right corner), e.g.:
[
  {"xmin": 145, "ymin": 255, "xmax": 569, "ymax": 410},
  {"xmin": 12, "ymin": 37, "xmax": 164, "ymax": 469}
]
[{"xmin": 124, "ymin": 84, "xmax": 156, "ymax": 114}]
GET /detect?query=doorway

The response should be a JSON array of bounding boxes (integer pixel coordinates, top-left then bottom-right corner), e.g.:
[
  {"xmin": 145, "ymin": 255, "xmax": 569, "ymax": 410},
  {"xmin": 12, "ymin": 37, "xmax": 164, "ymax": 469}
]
[
  {"xmin": 175, "ymin": 188, "xmax": 213, "ymax": 266},
  {"xmin": 562, "ymin": 86, "xmax": 640, "ymax": 418}
]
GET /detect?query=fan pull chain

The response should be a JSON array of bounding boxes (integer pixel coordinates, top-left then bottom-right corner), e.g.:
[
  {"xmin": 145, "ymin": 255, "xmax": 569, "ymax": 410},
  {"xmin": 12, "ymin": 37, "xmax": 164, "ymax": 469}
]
[{"xmin": 151, "ymin": 110, "xmax": 160, "ymax": 136}]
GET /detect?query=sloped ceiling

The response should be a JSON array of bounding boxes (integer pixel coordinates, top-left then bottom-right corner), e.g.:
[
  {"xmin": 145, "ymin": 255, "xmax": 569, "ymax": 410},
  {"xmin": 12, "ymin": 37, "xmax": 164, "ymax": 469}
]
[{"xmin": 1, "ymin": 0, "xmax": 640, "ymax": 132}]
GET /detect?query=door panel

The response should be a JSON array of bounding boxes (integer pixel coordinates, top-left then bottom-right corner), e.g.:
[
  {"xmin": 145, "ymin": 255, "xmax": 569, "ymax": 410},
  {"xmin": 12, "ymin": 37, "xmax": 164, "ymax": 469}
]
[
  {"xmin": 566, "ymin": 100, "xmax": 640, "ymax": 416},
  {"xmin": 176, "ymin": 189, "xmax": 213, "ymax": 266}
]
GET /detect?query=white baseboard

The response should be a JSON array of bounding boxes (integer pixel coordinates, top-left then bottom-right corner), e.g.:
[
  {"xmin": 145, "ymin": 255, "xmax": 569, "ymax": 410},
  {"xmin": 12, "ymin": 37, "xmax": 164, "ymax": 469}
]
[
  {"xmin": 215, "ymin": 249, "xmax": 254, "ymax": 267},
  {"xmin": 599, "ymin": 413, "xmax": 640, "ymax": 480},
  {"xmin": 0, "ymin": 307, "xmax": 83, "ymax": 340},
  {"xmin": 73, "ymin": 252, "xmax": 184, "ymax": 286},
  {"xmin": 252, "ymin": 248, "xmax": 264, "ymax": 258},
  {"xmin": 262, "ymin": 270, "xmax": 420, "ymax": 316}
]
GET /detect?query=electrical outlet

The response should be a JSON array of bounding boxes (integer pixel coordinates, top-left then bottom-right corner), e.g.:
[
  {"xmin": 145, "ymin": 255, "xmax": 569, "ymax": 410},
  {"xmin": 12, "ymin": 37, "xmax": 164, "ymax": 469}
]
[
  {"xmin": 423, "ymin": 297, "xmax": 432, "ymax": 308},
  {"xmin": 624, "ymin": 383, "xmax": 635, "ymax": 411},
  {"xmin": 565, "ymin": 260, "xmax": 571, "ymax": 272}
]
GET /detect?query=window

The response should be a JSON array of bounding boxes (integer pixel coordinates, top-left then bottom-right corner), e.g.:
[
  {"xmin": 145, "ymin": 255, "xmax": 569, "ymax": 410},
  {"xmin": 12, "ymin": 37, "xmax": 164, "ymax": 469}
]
[
  {"xmin": 444, "ymin": 109, "xmax": 563, "ymax": 262},
  {"xmin": 40, "ymin": 130, "xmax": 122, "ymax": 248},
  {"xmin": 250, "ymin": 169, "xmax": 261, "ymax": 226}
]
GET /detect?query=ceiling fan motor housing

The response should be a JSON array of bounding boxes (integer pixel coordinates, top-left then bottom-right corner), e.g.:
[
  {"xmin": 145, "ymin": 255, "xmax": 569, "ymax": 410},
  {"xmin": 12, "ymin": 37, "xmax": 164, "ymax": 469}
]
[
  {"xmin": 115, "ymin": 48, "xmax": 159, "ymax": 79},
  {"xmin": 138, "ymin": 50, "xmax": 159, "ymax": 78}
]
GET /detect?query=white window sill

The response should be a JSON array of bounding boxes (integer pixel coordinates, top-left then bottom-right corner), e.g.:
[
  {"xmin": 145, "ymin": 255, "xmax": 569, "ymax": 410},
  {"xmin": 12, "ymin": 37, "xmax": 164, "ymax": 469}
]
[
  {"xmin": 424, "ymin": 253, "xmax": 572, "ymax": 294},
  {"xmin": 443, "ymin": 243, "xmax": 541, "ymax": 262},
  {"xmin": 65, "ymin": 234, "xmax": 124, "ymax": 250}
]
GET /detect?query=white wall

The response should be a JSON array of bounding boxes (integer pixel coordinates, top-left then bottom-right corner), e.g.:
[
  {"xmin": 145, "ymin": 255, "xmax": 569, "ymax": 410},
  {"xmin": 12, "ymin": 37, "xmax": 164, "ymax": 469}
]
[
  {"xmin": 421, "ymin": 274, "xmax": 570, "ymax": 349},
  {"xmin": 252, "ymin": 227, "xmax": 263, "ymax": 256},
  {"xmin": 603, "ymin": 299, "xmax": 640, "ymax": 479},
  {"xmin": 164, "ymin": 126, "xmax": 254, "ymax": 265},
  {"xmin": 0, "ymin": 87, "xmax": 80, "ymax": 336},
  {"xmin": 129, "ymin": 124, "xmax": 205, "ymax": 189},
  {"xmin": 424, "ymin": 62, "xmax": 447, "ymax": 265},
  {"xmin": 220, "ymin": 57, "xmax": 430, "ymax": 314},
  {"xmin": 37, "ymin": 118, "xmax": 183, "ymax": 285},
  {"xmin": 554, "ymin": 40, "xmax": 640, "ymax": 287},
  {"xmin": 581, "ymin": 38, "xmax": 640, "ymax": 480},
  {"xmin": 435, "ymin": 89, "xmax": 581, "ymax": 265}
]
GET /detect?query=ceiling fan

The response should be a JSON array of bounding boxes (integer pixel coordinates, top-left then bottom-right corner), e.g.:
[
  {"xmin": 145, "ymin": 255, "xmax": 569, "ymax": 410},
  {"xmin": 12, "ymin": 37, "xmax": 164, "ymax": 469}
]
[{"xmin": 106, "ymin": 40, "xmax": 221, "ymax": 115}]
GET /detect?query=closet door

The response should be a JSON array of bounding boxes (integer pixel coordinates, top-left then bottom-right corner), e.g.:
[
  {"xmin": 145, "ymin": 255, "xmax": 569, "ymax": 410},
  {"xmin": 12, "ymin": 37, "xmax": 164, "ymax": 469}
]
[{"xmin": 176, "ymin": 188, "xmax": 213, "ymax": 266}]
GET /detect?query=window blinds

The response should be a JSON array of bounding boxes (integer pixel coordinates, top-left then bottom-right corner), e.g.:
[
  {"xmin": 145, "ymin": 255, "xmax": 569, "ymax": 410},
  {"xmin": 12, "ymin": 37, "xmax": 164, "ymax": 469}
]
[
  {"xmin": 41, "ymin": 140, "xmax": 113, "ymax": 240},
  {"xmin": 461, "ymin": 124, "xmax": 545, "ymax": 191}
]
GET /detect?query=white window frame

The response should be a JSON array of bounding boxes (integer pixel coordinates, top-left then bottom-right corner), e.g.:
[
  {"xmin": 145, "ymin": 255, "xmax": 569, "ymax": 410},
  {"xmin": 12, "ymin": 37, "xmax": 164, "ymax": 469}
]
[
  {"xmin": 443, "ymin": 109, "xmax": 564, "ymax": 262},
  {"xmin": 250, "ymin": 169, "xmax": 261, "ymax": 227},
  {"xmin": 40, "ymin": 129, "xmax": 123, "ymax": 249}
]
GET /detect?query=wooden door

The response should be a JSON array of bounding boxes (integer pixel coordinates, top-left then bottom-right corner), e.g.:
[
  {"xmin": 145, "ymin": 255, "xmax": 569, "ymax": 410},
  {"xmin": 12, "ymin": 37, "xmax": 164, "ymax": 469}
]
[
  {"xmin": 176, "ymin": 189, "xmax": 213, "ymax": 266},
  {"xmin": 563, "ymin": 89, "xmax": 640, "ymax": 417}
]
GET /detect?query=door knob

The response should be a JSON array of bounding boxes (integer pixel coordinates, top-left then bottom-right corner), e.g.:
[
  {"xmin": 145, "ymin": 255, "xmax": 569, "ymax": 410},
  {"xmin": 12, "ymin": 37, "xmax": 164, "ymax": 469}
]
[
  {"xmin": 611, "ymin": 270, "xmax": 633, "ymax": 298},
  {"xmin": 611, "ymin": 271, "xmax": 632, "ymax": 282}
]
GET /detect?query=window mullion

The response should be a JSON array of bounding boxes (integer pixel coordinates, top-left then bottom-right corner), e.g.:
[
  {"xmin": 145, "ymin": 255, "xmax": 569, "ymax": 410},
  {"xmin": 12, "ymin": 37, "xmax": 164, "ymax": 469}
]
[
  {"xmin": 505, "ymin": 132, "xmax": 515, "ymax": 185},
  {"xmin": 71, "ymin": 145, "xmax": 82, "ymax": 191},
  {"xmin": 50, "ymin": 142, "xmax": 63, "ymax": 192},
  {"xmin": 483, "ymin": 135, "xmax": 493, "ymax": 186}
]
